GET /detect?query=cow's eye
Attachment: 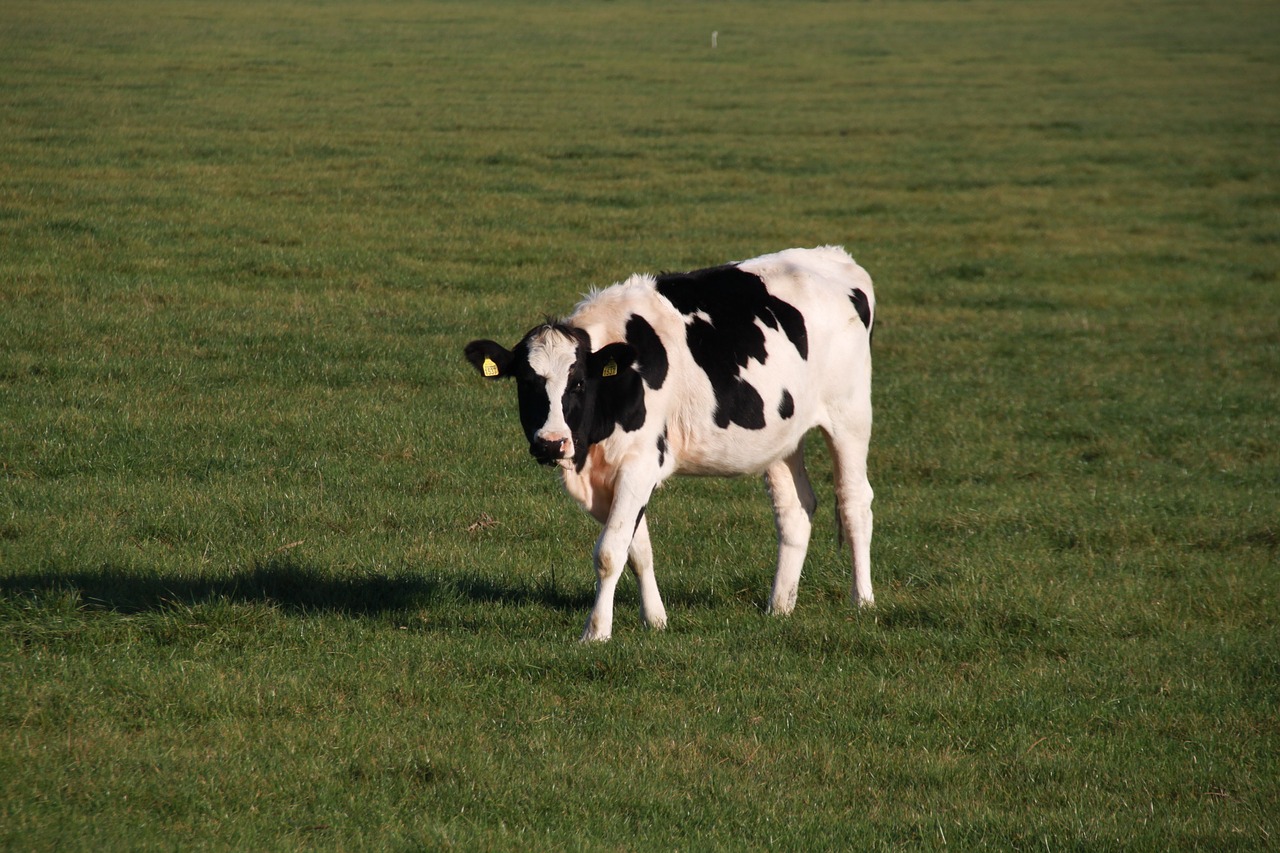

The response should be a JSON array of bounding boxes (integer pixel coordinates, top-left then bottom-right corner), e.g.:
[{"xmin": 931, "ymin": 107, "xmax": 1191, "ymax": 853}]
[{"xmin": 568, "ymin": 378, "xmax": 585, "ymax": 394}]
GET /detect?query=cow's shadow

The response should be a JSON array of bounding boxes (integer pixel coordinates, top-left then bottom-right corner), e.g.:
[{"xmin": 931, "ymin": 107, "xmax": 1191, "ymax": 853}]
[{"xmin": 0, "ymin": 557, "xmax": 593, "ymax": 617}]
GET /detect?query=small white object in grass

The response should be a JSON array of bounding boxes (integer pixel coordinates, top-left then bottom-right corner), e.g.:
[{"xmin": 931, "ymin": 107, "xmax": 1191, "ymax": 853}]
[{"xmin": 712, "ymin": 31, "xmax": 718, "ymax": 48}]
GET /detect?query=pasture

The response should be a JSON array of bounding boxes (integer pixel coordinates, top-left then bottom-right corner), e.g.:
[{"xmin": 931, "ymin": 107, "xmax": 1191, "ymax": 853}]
[{"xmin": 2, "ymin": 0, "xmax": 1277, "ymax": 848}]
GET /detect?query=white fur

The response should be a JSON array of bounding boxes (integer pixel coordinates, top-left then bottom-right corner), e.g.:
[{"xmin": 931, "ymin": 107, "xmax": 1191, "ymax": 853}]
[{"xmin": 524, "ymin": 328, "xmax": 581, "ymax": 459}]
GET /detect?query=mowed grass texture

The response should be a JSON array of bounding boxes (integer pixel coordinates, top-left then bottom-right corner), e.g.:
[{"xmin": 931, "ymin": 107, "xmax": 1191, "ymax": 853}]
[{"xmin": 2, "ymin": 0, "xmax": 1277, "ymax": 848}]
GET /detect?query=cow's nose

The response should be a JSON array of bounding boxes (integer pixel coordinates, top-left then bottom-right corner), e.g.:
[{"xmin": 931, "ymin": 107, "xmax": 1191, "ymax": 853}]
[{"xmin": 530, "ymin": 435, "xmax": 569, "ymax": 465}]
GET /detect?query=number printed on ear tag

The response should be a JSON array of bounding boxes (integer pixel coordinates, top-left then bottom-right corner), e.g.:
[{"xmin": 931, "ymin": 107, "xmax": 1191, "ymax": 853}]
[
  {"xmin": 601, "ymin": 358, "xmax": 618, "ymax": 378},
  {"xmin": 482, "ymin": 357, "xmax": 500, "ymax": 377}
]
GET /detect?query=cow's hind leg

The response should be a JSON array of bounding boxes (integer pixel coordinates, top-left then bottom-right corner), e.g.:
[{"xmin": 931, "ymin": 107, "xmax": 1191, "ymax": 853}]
[
  {"xmin": 822, "ymin": 423, "xmax": 874, "ymax": 607},
  {"xmin": 764, "ymin": 445, "xmax": 817, "ymax": 615}
]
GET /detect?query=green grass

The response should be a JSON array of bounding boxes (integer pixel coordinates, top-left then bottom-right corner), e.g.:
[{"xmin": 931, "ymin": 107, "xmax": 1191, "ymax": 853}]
[{"xmin": 2, "ymin": 0, "xmax": 1278, "ymax": 848}]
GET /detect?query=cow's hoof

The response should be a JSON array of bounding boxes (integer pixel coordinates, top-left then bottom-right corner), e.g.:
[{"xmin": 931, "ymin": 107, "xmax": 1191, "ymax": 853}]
[{"xmin": 767, "ymin": 589, "xmax": 798, "ymax": 616}]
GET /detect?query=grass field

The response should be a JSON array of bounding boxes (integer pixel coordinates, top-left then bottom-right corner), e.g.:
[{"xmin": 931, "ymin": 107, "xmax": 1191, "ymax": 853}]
[{"xmin": 2, "ymin": 0, "xmax": 1278, "ymax": 848}]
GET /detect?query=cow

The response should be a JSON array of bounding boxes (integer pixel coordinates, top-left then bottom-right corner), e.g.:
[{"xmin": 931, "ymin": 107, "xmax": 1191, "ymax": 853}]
[{"xmin": 464, "ymin": 245, "xmax": 875, "ymax": 641}]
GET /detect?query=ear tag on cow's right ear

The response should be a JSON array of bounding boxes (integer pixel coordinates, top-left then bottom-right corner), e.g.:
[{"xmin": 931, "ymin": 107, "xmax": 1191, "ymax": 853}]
[
  {"xmin": 601, "ymin": 358, "xmax": 618, "ymax": 378},
  {"xmin": 482, "ymin": 357, "xmax": 500, "ymax": 377}
]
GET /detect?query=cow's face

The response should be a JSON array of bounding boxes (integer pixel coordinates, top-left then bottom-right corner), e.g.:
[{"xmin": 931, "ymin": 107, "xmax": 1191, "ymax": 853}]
[{"xmin": 465, "ymin": 324, "xmax": 642, "ymax": 470}]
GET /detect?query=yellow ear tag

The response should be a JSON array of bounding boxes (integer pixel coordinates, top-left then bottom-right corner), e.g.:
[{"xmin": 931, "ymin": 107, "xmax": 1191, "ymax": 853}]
[
  {"xmin": 601, "ymin": 358, "xmax": 618, "ymax": 378},
  {"xmin": 482, "ymin": 357, "xmax": 500, "ymax": 377}
]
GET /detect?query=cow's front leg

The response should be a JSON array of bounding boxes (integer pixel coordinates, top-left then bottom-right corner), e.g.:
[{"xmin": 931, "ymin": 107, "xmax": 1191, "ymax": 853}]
[
  {"xmin": 581, "ymin": 471, "xmax": 655, "ymax": 642},
  {"xmin": 630, "ymin": 513, "xmax": 667, "ymax": 631}
]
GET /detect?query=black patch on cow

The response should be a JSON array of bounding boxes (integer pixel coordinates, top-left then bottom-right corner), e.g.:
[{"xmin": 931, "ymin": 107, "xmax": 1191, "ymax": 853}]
[
  {"xmin": 655, "ymin": 264, "xmax": 808, "ymax": 430},
  {"xmin": 633, "ymin": 504, "xmax": 647, "ymax": 535},
  {"xmin": 778, "ymin": 389, "xmax": 795, "ymax": 420},
  {"xmin": 570, "ymin": 332, "xmax": 647, "ymax": 471},
  {"xmin": 689, "ymin": 319, "xmax": 766, "ymax": 428},
  {"xmin": 849, "ymin": 288, "xmax": 872, "ymax": 330},
  {"xmin": 624, "ymin": 314, "xmax": 668, "ymax": 390},
  {"xmin": 656, "ymin": 430, "xmax": 668, "ymax": 467}
]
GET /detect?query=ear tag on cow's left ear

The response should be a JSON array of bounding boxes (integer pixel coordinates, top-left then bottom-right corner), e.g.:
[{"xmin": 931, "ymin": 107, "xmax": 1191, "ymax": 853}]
[
  {"xmin": 482, "ymin": 357, "xmax": 500, "ymax": 377},
  {"xmin": 601, "ymin": 358, "xmax": 618, "ymax": 378}
]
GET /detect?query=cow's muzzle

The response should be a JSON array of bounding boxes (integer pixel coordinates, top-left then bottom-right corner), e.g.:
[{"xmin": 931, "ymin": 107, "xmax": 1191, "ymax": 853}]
[{"xmin": 530, "ymin": 435, "xmax": 570, "ymax": 466}]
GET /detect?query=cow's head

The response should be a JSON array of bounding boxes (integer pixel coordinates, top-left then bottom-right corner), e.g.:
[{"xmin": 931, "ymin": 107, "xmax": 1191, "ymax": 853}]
[{"xmin": 465, "ymin": 323, "xmax": 644, "ymax": 469}]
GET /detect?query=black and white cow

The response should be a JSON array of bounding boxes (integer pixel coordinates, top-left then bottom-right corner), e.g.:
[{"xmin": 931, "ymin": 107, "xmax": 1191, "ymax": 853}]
[{"xmin": 465, "ymin": 246, "xmax": 875, "ymax": 641}]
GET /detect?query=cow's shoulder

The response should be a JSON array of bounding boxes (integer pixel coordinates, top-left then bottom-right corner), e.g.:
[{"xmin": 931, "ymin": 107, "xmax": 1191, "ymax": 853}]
[{"xmin": 571, "ymin": 275, "xmax": 675, "ymax": 394}]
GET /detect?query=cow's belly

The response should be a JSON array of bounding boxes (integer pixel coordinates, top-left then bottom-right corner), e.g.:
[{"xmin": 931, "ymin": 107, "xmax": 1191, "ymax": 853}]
[
  {"xmin": 670, "ymin": 419, "xmax": 812, "ymax": 476},
  {"xmin": 664, "ymin": 333, "xmax": 840, "ymax": 476}
]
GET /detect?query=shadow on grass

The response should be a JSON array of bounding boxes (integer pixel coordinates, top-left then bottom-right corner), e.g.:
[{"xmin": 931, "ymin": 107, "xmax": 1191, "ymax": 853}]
[{"xmin": 0, "ymin": 556, "xmax": 592, "ymax": 617}]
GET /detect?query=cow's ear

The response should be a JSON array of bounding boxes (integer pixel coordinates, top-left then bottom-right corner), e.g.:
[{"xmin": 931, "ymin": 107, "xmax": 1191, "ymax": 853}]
[
  {"xmin": 464, "ymin": 339, "xmax": 515, "ymax": 380},
  {"xmin": 589, "ymin": 342, "xmax": 636, "ymax": 380}
]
